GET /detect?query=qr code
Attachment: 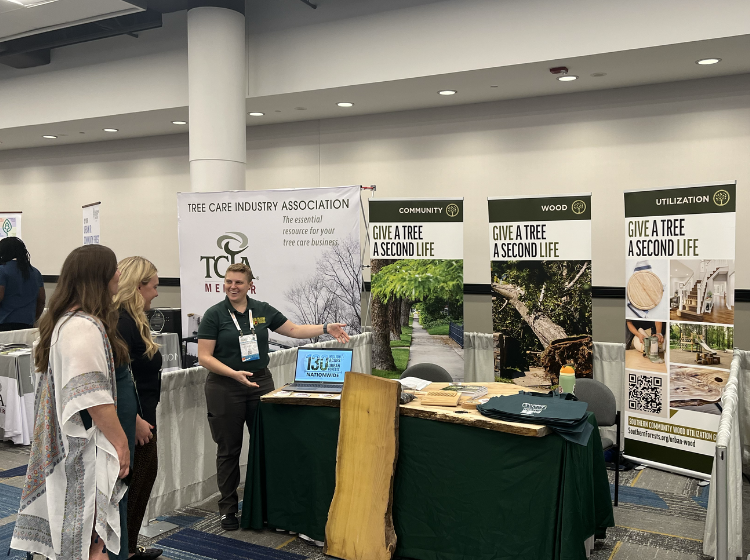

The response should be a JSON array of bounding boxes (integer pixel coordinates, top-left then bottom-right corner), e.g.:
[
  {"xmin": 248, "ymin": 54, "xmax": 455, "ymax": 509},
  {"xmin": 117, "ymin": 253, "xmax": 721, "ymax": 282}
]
[{"xmin": 628, "ymin": 373, "xmax": 663, "ymax": 414}]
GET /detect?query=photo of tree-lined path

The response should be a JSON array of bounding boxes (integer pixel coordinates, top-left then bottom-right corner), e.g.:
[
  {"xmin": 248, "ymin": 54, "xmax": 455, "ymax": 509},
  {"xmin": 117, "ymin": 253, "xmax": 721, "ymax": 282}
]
[
  {"xmin": 370, "ymin": 259, "xmax": 463, "ymax": 379},
  {"xmin": 491, "ymin": 260, "xmax": 592, "ymax": 385}
]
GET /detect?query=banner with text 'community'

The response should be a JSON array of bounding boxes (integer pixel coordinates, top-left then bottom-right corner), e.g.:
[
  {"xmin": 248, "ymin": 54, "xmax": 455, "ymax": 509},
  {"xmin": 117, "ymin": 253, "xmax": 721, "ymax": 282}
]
[
  {"xmin": 368, "ymin": 198, "xmax": 463, "ymax": 379},
  {"xmin": 178, "ymin": 186, "xmax": 361, "ymax": 351},
  {"xmin": 624, "ymin": 183, "xmax": 736, "ymax": 477},
  {"xmin": 488, "ymin": 194, "xmax": 592, "ymax": 386}
]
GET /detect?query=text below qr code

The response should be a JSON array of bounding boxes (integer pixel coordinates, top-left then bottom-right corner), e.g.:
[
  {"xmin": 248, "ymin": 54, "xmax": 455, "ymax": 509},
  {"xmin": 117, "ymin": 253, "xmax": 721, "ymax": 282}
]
[{"xmin": 628, "ymin": 373, "xmax": 663, "ymax": 415}]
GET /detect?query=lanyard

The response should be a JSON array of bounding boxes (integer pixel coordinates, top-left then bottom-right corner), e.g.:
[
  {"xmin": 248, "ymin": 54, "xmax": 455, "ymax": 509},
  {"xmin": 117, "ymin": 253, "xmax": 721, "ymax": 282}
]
[{"xmin": 227, "ymin": 305, "xmax": 254, "ymax": 336}]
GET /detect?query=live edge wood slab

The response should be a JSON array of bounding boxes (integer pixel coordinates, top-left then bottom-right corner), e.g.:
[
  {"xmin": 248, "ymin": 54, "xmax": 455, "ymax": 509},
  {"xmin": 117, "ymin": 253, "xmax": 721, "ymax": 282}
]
[
  {"xmin": 324, "ymin": 372, "xmax": 400, "ymax": 560},
  {"xmin": 263, "ymin": 380, "xmax": 549, "ymax": 438}
]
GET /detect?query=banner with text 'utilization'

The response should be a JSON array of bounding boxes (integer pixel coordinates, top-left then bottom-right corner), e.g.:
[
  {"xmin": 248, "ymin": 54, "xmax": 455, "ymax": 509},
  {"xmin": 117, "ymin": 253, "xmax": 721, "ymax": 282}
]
[
  {"xmin": 489, "ymin": 195, "xmax": 592, "ymax": 383},
  {"xmin": 368, "ymin": 199, "xmax": 463, "ymax": 378},
  {"xmin": 178, "ymin": 186, "xmax": 361, "ymax": 350},
  {"xmin": 624, "ymin": 183, "xmax": 736, "ymax": 477}
]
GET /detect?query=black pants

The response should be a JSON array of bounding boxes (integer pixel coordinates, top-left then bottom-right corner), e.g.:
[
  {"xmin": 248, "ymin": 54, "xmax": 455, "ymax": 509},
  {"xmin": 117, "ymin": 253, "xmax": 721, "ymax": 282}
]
[
  {"xmin": 127, "ymin": 431, "xmax": 158, "ymax": 553},
  {"xmin": 204, "ymin": 370, "xmax": 274, "ymax": 516}
]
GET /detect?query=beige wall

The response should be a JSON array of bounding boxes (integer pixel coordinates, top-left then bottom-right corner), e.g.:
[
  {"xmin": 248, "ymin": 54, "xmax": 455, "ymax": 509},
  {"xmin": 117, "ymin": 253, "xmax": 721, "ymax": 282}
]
[{"xmin": 2, "ymin": 74, "xmax": 748, "ymax": 345}]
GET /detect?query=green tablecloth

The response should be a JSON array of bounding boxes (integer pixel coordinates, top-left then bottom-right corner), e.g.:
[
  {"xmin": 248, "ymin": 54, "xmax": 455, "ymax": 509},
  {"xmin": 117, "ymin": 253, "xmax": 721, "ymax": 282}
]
[{"xmin": 241, "ymin": 403, "xmax": 614, "ymax": 560}]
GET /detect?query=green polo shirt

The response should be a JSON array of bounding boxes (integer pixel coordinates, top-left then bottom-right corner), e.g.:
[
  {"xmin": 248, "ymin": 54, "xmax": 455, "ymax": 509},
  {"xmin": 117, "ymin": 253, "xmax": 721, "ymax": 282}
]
[{"xmin": 198, "ymin": 296, "xmax": 288, "ymax": 373}]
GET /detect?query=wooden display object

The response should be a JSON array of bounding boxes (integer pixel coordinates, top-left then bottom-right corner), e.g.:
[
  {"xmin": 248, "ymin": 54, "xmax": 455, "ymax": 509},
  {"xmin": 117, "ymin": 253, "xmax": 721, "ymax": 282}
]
[
  {"xmin": 262, "ymin": 382, "xmax": 548, "ymax": 437},
  {"xmin": 325, "ymin": 372, "xmax": 401, "ymax": 560},
  {"xmin": 627, "ymin": 271, "xmax": 663, "ymax": 310},
  {"xmin": 420, "ymin": 390, "xmax": 460, "ymax": 407}
]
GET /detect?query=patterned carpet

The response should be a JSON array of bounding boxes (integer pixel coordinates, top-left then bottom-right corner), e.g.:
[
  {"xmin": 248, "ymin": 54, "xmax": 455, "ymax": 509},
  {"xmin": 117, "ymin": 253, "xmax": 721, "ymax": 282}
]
[{"xmin": 0, "ymin": 440, "xmax": 746, "ymax": 560}]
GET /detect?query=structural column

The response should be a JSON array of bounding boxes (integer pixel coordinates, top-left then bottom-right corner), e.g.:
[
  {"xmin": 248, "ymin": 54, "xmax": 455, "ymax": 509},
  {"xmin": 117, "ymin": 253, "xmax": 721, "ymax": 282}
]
[{"xmin": 187, "ymin": 1, "xmax": 246, "ymax": 192}]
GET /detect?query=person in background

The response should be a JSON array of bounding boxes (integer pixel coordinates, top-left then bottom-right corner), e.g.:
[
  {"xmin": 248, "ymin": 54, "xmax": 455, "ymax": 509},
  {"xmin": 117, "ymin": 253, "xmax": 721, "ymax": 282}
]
[
  {"xmin": 197, "ymin": 263, "xmax": 349, "ymax": 530},
  {"xmin": 113, "ymin": 257, "xmax": 164, "ymax": 560},
  {"xmin": 0, "ymin": 237, "xmax": 45, "ymax": 331},
  {"xmin": 10, "ymin": 245, "xmax": 134, "ymax": 560},
  {"xmin": 626, "ymin": 319, "xmax": 665, "ymax": 351}
]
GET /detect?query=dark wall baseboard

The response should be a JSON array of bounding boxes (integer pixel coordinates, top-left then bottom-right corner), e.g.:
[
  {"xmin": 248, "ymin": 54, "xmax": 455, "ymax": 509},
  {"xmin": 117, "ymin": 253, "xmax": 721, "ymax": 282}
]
[
  {"xmin": 43, "ymin": 275, "xmax": 181, "ymax": 287},
  {"xmin": 41, "ymin": 276, "xmax": 750, "ymax": 303}
]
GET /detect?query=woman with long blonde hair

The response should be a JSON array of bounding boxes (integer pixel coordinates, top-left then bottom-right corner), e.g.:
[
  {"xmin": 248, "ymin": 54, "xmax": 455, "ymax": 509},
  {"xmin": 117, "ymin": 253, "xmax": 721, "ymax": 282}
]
[
  {"xmin": 113, "ymin": 257, "xmax": 163, "ymax": 560},
  {"xmin": 10, "ymin": 245, "xmax": 135, "ymax": 560}
]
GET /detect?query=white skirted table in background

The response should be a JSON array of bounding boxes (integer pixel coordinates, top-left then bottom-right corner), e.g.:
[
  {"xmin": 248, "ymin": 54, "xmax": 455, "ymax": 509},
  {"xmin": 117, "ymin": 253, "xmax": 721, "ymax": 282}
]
[{"xmin": 0, "ymin": 350, "xmax": 35, "ymax": 445}]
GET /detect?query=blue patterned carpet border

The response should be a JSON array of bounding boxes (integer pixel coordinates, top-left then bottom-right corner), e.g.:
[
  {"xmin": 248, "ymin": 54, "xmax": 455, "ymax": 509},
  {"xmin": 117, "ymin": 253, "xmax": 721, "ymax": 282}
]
[{"xmin": 157, "ymin": 529, "xmax": 306, "ymax": 560}]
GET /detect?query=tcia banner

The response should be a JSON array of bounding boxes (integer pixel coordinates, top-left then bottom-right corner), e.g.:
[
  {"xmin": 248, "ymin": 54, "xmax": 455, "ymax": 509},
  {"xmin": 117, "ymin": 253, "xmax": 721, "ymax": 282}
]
[
  {"xmin": 82, "ymin": 202, "xmax": 101, "ymax": 245},
  {"xmin": 368, "ymin": 198, "xmax": 463, "ymax": 378},
  {"xmin": 178, "ymin": 186, "xmax": 361, "ymax": 352},
  {"xmin": 488, "ymin": 194, "xmax": 592, "ymax": 382},
  {"xmin": 623, "ymin": 183, "xmax": 736, "ymax": 477},
  {"xmin": 0, "ymin": 212, "xmax": 21, "ymax": 239}
]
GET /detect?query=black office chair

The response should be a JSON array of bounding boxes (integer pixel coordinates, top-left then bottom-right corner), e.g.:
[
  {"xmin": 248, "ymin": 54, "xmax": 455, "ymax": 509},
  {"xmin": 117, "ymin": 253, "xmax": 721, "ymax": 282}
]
[
  {"xmin": 574, "ymin": 378, "xmax": 621, "ymax": 506},
  {"xmin": 399, "ymin": 363, "xmax": 453, "ymax": 383}
]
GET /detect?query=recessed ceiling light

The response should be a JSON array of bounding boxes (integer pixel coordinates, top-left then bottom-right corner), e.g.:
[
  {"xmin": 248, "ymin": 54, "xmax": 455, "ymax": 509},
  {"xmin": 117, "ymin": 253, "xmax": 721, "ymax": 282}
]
[
  {"xmin": 337, "ymin": 102, "xmax": 354, "ymax": 107},
  {"xmin": 696, "ymin": 58, "xmax": 721, "ymax": 65},
  {"xmin": 42, "ymin": 135, "xmax": 57, "ymax": 139},
  {"xmin": 248, "ymin": 112, "xmax": 264, "ymax": 117},
  {"xmin": 557, "ymin": 75, "xmax": 578, "ymax": 82},
  {"xmin": 172, "ymin": 121, "xmax": 187, "ymax": 125},
  {"xmin": 103, "ymin": 128, "xmax": 118, "ymax": 132},
  {"xmin": 438, "ymin": 90, "xmax": 457, "ymax": 96}
]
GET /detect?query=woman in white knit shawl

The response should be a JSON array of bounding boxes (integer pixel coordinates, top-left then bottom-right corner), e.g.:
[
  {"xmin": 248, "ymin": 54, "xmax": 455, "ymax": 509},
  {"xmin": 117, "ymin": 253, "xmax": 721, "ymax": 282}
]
[{"xmin": 10, "ymin": 245, "xmax": 133, "ymax": 560}]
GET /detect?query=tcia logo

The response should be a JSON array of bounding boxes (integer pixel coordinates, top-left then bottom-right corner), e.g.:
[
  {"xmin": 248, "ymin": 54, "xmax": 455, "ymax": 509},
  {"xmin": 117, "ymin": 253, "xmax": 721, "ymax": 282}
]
[
  {"xmin": 200, "ymin": 232, "xmax": 250, "ymax": 278},
  {"xmin": 713, "ymin": 189, "xmax": 730, "ymax": 206}
]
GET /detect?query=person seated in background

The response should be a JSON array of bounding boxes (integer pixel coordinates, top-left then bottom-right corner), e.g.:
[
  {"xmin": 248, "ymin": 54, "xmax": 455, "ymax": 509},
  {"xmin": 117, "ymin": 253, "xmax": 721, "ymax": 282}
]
[{"xmin": 0, "ymin": 237, "xmax": 45, "ymax": 331}]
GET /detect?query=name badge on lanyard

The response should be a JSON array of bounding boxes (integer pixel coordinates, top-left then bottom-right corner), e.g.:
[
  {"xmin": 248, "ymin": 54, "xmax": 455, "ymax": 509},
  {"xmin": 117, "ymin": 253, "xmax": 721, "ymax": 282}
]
[{"xmin": 228, "ymin": 307, "xmax": 260, "ymax": 362}]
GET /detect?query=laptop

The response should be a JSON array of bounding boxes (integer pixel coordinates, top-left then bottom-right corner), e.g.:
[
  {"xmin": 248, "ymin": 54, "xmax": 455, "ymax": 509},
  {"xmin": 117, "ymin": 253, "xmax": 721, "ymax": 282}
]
[{"xmin": 283, "ymin": 347, "xmax": 354, "ymax": 393}]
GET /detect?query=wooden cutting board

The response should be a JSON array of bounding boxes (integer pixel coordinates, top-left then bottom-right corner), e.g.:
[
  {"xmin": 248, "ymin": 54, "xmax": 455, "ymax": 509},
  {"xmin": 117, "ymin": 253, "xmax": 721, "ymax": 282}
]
[
  {"xmin": 420, "ymin": 391, "xmax": 460, "ymax": 407},
  {"xmin": 627, "ymin": 270, "xmax": 663, "ymax": 310}
]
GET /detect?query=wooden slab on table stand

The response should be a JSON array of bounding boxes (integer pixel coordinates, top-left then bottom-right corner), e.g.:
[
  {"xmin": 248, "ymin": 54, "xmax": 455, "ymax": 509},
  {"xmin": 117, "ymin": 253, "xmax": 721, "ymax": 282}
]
[
  {"xmin": 400, "ymin": 382, "xmax": 548, "ymax": 437},
  {"xmin": 262, "ymin": 382, "xmax": 549, "ymax": 438},
  {"xmin": 325, "ymin": 372, "xmax": 401, "ymax": 560},
  {"xmin": 627, "ymin": 271, "xmax": 663, "ymax": 310}
]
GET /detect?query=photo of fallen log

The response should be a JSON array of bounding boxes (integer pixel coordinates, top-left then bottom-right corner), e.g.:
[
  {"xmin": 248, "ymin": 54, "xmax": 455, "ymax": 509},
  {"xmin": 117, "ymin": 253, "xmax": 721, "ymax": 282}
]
[{"xmin": 669, "ymin": 365, "xmax": 728, "ymax": 413}]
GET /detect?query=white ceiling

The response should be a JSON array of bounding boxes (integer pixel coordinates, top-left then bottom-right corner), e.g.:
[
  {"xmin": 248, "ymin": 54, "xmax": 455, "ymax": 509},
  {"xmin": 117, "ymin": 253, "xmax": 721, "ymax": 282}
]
[
  {"xmin": 1, "ymin": 33, "xmax": 748, "ymax": 151},
  {"xmin": 0, "ymin": 0, "xmax": 143, "ymax": 42}
]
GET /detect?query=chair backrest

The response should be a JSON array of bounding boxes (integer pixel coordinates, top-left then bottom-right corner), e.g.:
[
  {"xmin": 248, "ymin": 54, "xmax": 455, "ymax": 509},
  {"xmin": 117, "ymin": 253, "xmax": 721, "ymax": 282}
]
[
  {"xmin": 574, "ymin": 378, "xmax": 617, "ymax": 427},
  {"xmin": 399, "ymin": 363, "xmax": 453, "ymax": 383}
]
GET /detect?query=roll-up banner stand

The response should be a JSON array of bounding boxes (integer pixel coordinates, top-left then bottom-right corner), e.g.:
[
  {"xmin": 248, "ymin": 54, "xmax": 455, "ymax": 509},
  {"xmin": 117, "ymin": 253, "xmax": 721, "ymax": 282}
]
[
  {"xmin": 178, "ymin": 186, "xmax": 361, "ymax": 361},
  {"xmin": 623, "ymin": 183, "xmax": 736, "ymax": 478},
  {"xmin": 369, "ymin": 198, "xmax": 464, "ymax": 379},
  {"xmin": 82, "ymin": 202, "xmax": 101, "ymax": 245},
  {"xmin": 488, "ymin": 194, "xmax": 592, "ymax": 385},
  {"xmin": 0, "ymin": 212, "xmax": 21, "ymax": 238}
]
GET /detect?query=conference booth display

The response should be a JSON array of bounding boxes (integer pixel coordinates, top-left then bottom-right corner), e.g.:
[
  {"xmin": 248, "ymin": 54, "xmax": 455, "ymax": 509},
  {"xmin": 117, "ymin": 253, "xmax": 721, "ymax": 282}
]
[{"xmin": 1, "ymin": 183, "xmax": 746, "ymax": 560}]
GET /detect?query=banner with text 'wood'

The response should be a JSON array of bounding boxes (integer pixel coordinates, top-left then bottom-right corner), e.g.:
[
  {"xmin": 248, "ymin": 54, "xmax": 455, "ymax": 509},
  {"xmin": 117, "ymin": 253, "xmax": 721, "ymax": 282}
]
[{"xmin": 488, "ymin": 194, "xmax": 592, "ymax": 386}]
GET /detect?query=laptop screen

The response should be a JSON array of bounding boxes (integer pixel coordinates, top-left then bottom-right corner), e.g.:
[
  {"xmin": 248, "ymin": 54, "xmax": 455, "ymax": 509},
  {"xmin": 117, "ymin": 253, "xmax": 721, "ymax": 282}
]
[{"xmin": 294, "ymin": 347, "xmax": 354, "ymax": 383}]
